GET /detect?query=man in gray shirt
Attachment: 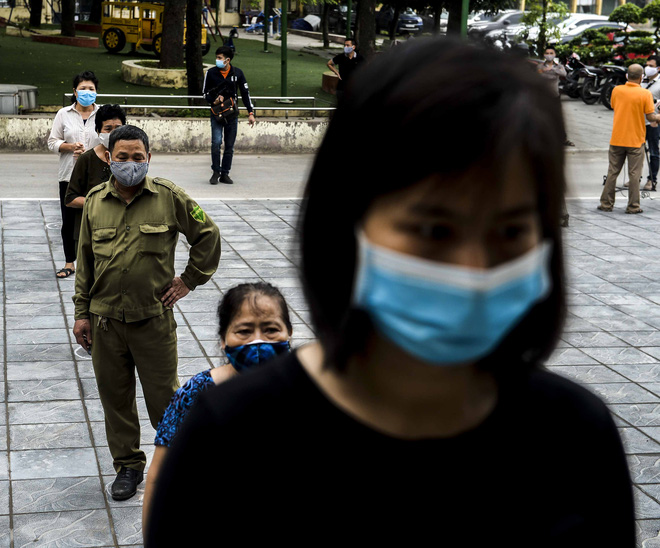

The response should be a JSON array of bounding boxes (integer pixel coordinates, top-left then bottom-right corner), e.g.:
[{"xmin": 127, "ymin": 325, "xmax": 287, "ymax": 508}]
[{"xmin": 643, "ymin": 55, "xmax": 660, "ymax": 191}]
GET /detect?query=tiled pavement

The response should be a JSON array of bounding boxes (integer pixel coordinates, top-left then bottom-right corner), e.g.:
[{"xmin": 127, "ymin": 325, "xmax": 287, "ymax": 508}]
[{"xmin": 4, "ymin": 196, "xmax": 660, "ymax": 545}]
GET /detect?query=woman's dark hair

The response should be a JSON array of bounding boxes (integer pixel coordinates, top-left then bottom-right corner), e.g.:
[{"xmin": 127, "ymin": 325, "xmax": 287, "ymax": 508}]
[
  {"xmin": 215, "ymin": 45, "xmax": 234, "ymax": 60},
  {"xmin": 108, "ymin": 124, "xmax": 150, "ymax": 153},
  {"xmin": 95, "ymin": 104, "xmax": 127, "ymax": 133},
  {"xmin": 218, "ymin": 282, "xmax": 293, "ymax": 341},
  {"xmin": 300, "ymin": 37, "xmax": 566, "ymax": 375},
  {"xmin": 71, "ymin": 70, "xmax": 99, "ymax": 103}
]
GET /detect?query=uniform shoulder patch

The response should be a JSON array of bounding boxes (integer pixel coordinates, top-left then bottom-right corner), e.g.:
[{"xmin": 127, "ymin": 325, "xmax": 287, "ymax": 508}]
[{"xmin": 190, "ymin": 205, "xmax": 206, "ymax": 223}]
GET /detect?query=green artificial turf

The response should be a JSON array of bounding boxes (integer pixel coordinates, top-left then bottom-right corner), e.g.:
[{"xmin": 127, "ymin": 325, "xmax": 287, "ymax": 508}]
[{"xmin": 0, "ymin": 28, "xmax": 335, "ymax": 110}]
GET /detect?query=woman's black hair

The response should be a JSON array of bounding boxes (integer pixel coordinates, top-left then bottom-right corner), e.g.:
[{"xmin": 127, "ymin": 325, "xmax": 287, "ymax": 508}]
[
  {"xmin": 299, "ymin": 37, "xmax": 566, "ymax": 375},
  {"xmin": 218, "ymin": 282, "xmax": 293, "ymax": 341},
  {"xmin": 95, "ymin": 104, "xmax": 127, "ymax": 133},
  {"xmin": 108, "ymin": 124, "xmax": 150, "ymax": 153},
  {"xmin": 71, "ymin": 70, "xmax": 99, "ymax": 104}
]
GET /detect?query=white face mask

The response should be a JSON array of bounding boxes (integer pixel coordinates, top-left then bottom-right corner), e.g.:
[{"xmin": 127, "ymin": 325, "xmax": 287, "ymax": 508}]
[
  {"xmin": 544, "ymin": 54, "xmax": 555, "ymax": 62},
  {"xmin": 646, "ymin": 66, "xmax": 658, "ymax": 78},
  {"xmin": 98, "ymin": 133, "xmax": 111, "ymax": 148}
]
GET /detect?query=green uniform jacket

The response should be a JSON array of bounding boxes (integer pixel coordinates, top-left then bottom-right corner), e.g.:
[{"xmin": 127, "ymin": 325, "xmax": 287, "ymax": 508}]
[{"xmin": 73, "ymin": 175, "xmax": 221, "ymax": 322}]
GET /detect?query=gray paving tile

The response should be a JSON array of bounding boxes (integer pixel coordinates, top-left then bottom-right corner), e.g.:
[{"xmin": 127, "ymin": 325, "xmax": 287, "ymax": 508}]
[
  {"xmin": 9, "ymin": 401, "xmax": 85, "ymax": 425},
  {"xmin": 547, "ymin": 365, "xmax": 630, "ymax": 384},
  {"xmin": 0, "ymin": 516, "xmax": 8, "ymax": 548},
  {"xmin": 10, "ymin": 423, "xmax": 92, "ymax": 450},
  {"xmin": 583, "ymin": 383, "xmax": 660, "ymax": 404},
  {"xmin": 6, "ymin": 329, "xmax": 70, "ymax": 344},
  {"xmin": 10, "ymin": 448, "xmax": 98, "ymax": 480},
  {"xmin": 613, "ymin": 332, "xmax": 660, "ymax": 347},
  {"xmin": 8, "ymin": 379, "xmax": 80, "ymax": 402},
  {"xmin": 545, "ymin": 348, "xmax": 599, "ymax": 366},
  {"xmin": 0, "ymin": 481, "xmax": 8, "ymax": 516},
  {"xmin": 635, "ymin": 486, "xmax": 660, "ymax": 519},
  {"xmin": 12, "ymin": 509, "xmax": 113, "ymax": 546},
  {"xmin": 110, "ymin": 505, "xmax": 144, "ymax": 544},
  {"xmin": 12, "ymin": 477, "xmax": 105, "ymax": 514},
  {"xmin": 580, "ymin": 347, "xmax": 658, "ymax": 365},
  {"xmin": 6, "ymin": 361, "xmax": 77, "ymax": 381},
  {"xmin": 560, "ymin": 332, "xmax": 629, "ymax": 348},
  {"xmin": 619, "ymin": 428, "xmax": 660, "ymax": 454}
]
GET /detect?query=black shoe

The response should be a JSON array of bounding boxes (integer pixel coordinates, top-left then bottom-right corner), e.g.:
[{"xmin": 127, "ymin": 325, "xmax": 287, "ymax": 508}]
[
  {"xmin": 219, "ymin": 173, "xmax": 234, "ymax": 185},
  {"xmin": 111, "ymin": 467, "xmax": 143, "ymax": 501},
  {"xmin": 209, "ymin": 172, "xmax": 220, "ymax": 185}
]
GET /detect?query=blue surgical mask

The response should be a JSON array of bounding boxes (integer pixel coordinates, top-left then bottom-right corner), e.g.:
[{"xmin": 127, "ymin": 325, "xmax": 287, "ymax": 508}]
[
  {"xmin": 216, "ymin": 59, "xmax": 227, "ymax": 70},
  {"xmin": 344, "ymin": 46, "xmax": 354, "ymax": 55},
  {"xmin": 110, "ymin": 161, "xmax": 149, "ymax": 187},
  {"xmin": 225, "ymin": 339, "xmax": 291, "ymax": 372},
  {"xmin": 353, "ymin": 234, "xmax": 552, "ymax": 366},
  {"xmin": 76, "ymin": 90, "xmax": 97, "ymax": 107}
]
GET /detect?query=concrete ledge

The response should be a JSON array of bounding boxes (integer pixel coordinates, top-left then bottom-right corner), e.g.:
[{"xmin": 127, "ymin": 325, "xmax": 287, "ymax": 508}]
[
  {"xmin": 75, "ymin": 22, "xmax": 102, "ymax": 33},
  {"xmin": 121, "ymin": 60, "xmax": 214, "ymax": 89},
  {"xmin": 31, "ymin": 34, "xmax": 99, "ymax": 48},
  {"xmin": 0, "ymin": 115, "xmax": 329, "ymax": 154},
  {"xmin": 322, "ymin": 71, "xmax": 338, "ymax": 95}
]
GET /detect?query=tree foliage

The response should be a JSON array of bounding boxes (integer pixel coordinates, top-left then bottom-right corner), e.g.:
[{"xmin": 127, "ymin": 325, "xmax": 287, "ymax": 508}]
[
  {"xmin": 520, "ymin": 0, "xmax": 568, "ymax": 54},
  {"xmin": 641, "ymin": 0, "xmax": 660, "ymax": 39},
  {"xmin": 609, "ymin": 3, "xmax": 646, "ymax": 46}
]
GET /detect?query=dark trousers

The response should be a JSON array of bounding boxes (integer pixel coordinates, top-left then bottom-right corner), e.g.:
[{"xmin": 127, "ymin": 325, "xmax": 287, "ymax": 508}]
[
  {"xmin": 646, "ymin": 124, "xmax": 660, "ymax": 183},
  {"xmin": 210, "ymin": 115, "xmax": 238, "ymax": 175},
  {"xmin": 91, "ymin": 311, "xmax": 180, "ymax": 472},
  {"xmin": 59, "ymin": 180, "xmax": 77, "ymax": 263}
]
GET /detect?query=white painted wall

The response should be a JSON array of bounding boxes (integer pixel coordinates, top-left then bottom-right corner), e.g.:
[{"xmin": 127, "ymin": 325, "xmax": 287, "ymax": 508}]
[{"xmin": 0, "ymin": 115, "xmax": 329, "ymax": 153}]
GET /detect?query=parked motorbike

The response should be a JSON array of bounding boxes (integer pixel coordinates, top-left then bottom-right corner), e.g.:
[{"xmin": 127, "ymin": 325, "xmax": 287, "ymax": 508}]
[
  {"xmin": 560, "ymin": 55, "xmax": 586, "ymax": 99},
  {"xmin": 580, "ymin": 65, "xmax": 608, "ymax": 105},
  {"xmin": 599, "ymin": 65, "xmax": 627, "ymax": 110}
]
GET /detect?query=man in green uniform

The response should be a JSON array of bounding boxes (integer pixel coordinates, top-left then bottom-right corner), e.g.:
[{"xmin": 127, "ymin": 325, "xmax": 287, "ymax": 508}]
[{"xmin": 73, "ymin": 125, "xmax": 221, "ymax": 501}]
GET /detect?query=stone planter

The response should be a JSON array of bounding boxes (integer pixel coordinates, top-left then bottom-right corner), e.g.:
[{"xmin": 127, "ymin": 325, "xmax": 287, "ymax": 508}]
[{"xmin": 121, "ymin": 60, "xmax": 214, "ymax": 89}]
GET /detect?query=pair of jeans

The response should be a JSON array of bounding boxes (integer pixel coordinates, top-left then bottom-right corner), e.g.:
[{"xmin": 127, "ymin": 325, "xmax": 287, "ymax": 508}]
[
  {"xmin": 210, "ymin": 114, "xmax": 238, "ymax": 175},
  {"xmin": 646, "ymin": 124, "xmax": 660, "ymax": 183}
]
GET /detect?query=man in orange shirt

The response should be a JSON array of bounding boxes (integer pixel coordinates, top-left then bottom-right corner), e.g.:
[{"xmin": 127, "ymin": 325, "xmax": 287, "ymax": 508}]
[{"xmin": 600, "ymin": 64, "xmax": 660, "ymax": 214}]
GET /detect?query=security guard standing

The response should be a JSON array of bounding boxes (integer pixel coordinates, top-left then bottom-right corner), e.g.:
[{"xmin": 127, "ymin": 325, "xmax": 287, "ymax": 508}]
[{"xmin": 73, "ymin": 125, "xmax": 221, "ymax": 501}]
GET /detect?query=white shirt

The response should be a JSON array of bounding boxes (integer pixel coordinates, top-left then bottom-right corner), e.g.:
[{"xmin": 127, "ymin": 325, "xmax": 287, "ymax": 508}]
[
  {"xmin": 47, "ymin": 103, "xmax": 100, "ymax": 182},
  {"xmin": 644, "ymin": 77, "xmax": 660, "ymax": 127}
]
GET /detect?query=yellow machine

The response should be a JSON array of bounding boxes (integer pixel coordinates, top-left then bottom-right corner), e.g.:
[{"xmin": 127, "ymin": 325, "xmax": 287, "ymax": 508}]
[{"xmin": 101, "ymin": 0, "xmax": 210, "ymax": 57}]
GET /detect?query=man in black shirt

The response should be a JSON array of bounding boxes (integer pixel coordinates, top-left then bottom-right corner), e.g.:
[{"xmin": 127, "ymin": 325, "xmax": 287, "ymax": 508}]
[
  {"xmin": 203, "ymin": 46, "xmax": 255, "ymax": 185},
  {"xmin": 327, "ymin": 38, "xmax": 365, "ymax": 103}
]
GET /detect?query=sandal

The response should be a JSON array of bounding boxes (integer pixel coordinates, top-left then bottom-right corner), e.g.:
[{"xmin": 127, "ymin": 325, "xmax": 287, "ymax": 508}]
[{"xmin": 56, "ymin": 268, "xmax": 75, "ymax": 278}]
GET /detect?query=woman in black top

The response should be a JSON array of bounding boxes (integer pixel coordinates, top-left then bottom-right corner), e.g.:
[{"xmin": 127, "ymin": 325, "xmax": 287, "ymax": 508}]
[{"xmin": 146, "ymin": 38, "xmax": 634, "ymax": 547}]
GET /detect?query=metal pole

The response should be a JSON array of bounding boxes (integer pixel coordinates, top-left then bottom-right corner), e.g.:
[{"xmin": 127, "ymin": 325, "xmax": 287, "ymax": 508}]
[
  {"xmin": 460, "ymin": 0, "xmax": 469, "ymax": 37},
  {"xmin": 281, "ymin": 0, "xmax": 288, "ymax": 99},
  {"xmin": 264, "ymin": 0, "xmax": 269, "ymax": 52},
  {"xmin": 346, "ymin": 0, "xmax": 352, "ymax": 39}
]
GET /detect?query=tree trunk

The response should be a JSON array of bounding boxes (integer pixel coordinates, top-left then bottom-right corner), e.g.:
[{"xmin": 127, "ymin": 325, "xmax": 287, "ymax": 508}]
[
  {"xmin": 29, "ymin": 0, "xmax": 43, "ymax": 28},
  {"xmin": 445, "ymin": 0, "xmax": 462, "ymax": 35},
  {"xmin": 389, "ymin": 5, "xmax": 400, "ymax": 41},
  {"xmin": 89, "ymin": 0, "xmax": 103, "ymax": 24},
  {"xmin": 161, "ymin": 0, "xmax": 186, "ymax": 69},
  {"xmin": 433, "ymin": 1, "xmax": 444, "ymax": 35},
  {"xmin": 356, "ymin": 0, "xmax": 376, "ymax": 58},
  {"xmin": 322, "ymin": 2, "xmax": 330, "ymax": 48},
  {"xmin": 61, "ymin": 0, "xmax": 76, "ymax": 36},
  {"xmin": 186, "ymin": 0, "xmax": 205, "ymax": 106}
]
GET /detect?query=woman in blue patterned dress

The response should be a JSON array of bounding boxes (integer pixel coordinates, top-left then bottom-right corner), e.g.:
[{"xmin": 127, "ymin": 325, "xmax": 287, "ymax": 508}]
[{"xmin": 142, "ymin": 282, "xmax": 293, "ymax": 530}]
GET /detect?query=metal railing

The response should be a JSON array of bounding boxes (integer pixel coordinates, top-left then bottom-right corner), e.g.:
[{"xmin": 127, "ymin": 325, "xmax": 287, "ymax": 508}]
[{"xmin": 63, "ymin": 93, "xmax": 335, "ymax": 118}]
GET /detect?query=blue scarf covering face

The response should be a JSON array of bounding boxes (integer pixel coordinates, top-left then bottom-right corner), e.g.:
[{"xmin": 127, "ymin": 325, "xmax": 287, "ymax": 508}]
[{"xmin": 224, "ymin": 339, "xmax": 291, "ymax": 371}]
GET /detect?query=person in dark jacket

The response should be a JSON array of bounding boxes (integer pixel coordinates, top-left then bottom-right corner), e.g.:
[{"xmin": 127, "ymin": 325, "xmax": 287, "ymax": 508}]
[{"xmin": 202, "ymin": 46, "xmax": 256, "ymax": 185}]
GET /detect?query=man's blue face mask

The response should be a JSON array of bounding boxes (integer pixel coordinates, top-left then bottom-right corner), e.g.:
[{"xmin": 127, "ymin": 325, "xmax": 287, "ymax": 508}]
[
  {"xmin": 352, "ymin": 233, "xmax": 552, "ymax": 366},
  {"xmin": 224, "ymin": 340, "xmax": 291, "ymax": 372}
]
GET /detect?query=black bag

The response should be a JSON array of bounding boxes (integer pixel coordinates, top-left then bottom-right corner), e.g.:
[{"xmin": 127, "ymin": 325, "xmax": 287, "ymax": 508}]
[{"xmin": 211, "ymin": 96, "xmax": 239, "ymax": 124}]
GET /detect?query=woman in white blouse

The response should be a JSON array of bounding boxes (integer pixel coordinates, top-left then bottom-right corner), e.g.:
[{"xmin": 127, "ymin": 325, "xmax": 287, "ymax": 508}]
[{"xmin": 47, "ymin": 71, "xmax": 100, "ymax": 278}]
